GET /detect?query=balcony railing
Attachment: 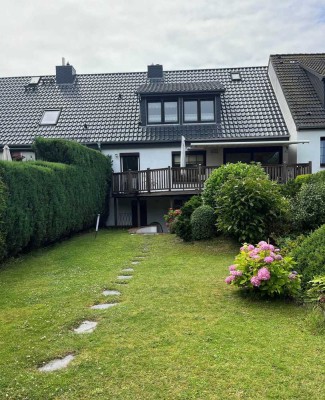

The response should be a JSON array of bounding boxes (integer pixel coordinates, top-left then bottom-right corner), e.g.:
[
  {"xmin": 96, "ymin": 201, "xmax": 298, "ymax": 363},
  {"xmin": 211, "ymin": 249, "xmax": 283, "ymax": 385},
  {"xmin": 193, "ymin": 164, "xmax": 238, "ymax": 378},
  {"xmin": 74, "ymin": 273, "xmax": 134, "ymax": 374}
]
[{"xmin": 112, "ymin": 162, "xmax": 312, "ymax": 196}]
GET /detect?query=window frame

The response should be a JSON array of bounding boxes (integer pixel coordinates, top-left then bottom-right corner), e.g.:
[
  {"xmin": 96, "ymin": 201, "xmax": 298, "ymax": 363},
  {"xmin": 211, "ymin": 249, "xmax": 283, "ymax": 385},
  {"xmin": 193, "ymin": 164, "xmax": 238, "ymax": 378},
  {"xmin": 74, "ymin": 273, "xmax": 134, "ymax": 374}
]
[
  {"xmin": 183, "ymin": 98, "xmax": 215, "ymax": 123},
  {"xmin": 147, "ymin": 99, "xmax": 179, "ymax": 125},
  {"xmin": 321, "ymin": 138, "xmax": 325, "ymax": 166},
  {"xmin": 40, "ymin": 109, "xmax": 61, "ymax": 126},
  {"xmin": 172, "ymin": 150, "xmax": 206, "ymax": 168},
  {"xmin": 223, "ymin": 146, "xmax": 283, "ymax": 165}
]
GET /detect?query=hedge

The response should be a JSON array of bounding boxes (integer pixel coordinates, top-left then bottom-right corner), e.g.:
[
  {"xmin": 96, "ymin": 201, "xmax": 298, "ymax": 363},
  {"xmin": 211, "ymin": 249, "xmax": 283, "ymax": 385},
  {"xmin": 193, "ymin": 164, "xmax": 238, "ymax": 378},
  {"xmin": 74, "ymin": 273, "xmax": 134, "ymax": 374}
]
[{"xmin": 0, "ymin": 138, "xmax": 112, "ymax": 260}]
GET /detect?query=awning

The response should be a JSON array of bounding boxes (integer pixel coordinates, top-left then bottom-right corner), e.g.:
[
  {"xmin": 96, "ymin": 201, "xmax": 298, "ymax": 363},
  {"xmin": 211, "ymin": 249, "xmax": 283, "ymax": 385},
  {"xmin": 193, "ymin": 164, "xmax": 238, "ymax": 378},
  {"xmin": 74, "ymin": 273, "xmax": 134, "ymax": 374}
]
[{"xmin": 190, "ymin": 140, "xmax": 309, "ymax": 148}]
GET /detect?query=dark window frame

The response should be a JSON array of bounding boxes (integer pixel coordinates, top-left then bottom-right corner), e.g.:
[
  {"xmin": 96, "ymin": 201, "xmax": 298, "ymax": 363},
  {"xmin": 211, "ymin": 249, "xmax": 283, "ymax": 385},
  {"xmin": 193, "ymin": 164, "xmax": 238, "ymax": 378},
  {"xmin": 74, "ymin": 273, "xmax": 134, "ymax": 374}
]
[
  {"xmin": 120, "ymin": 152, "xmax": 140, "ymax": 172},
  {"xmin": 321, "ymin": 138, "xmax": 325, "ymax": 166},
  {"xmin": 223, "ymin": 146, "xmax": 283, "ymax": 165},
  {"xmin": 147, "ymin": 99, "xmax": 179, "ymax": 125},
  {"xmin": 171, "ymin": 150, "xmax": 206, "ymax": 167},
  {"xmin": 40, "ymin": 109, "xmax": 61, "ymax": 126},
  {"xmin": 183, "ymin": 98, "xmax": 215, "ymax": 123}
]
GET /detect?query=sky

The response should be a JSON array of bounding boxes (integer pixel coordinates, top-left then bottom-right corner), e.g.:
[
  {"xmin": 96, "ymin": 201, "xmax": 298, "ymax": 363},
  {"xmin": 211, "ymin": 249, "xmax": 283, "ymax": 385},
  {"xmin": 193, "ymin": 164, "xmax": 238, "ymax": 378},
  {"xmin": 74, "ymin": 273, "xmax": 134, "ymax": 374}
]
[{"xmin": 0, "ymin": 0, "xmax": 324, "ymax": 77}]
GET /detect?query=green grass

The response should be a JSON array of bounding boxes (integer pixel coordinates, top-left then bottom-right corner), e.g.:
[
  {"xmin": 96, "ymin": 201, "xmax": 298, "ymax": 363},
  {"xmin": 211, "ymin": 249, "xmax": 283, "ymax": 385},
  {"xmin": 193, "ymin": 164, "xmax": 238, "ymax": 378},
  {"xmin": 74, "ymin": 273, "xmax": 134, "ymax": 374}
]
[{"xmin": 0, "ymin": 230, "xmax": 324, "ymax": 399}]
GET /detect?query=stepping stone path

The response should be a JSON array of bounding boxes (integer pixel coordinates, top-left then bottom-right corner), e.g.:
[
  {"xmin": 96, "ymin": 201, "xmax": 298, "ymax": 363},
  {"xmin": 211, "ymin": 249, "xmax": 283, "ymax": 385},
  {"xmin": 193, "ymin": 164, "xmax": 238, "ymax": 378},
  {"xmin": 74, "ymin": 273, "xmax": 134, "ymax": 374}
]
[
  {"xmin": 122, "ymin": 268, "xmax": 134, "ymax": 272},
  {"xmin": 38, "ymin": 354, "xmax": 75, "ymax": 372},
  {"xmin": 74, "ymin": 321, "xmax": 97, "ymax": 334},
  {"xmin": 117, "ymin": 275, "xmax": 132, "ymax": 280},
  {"xmin": 91, "ymin": 303, "xmax": 119, "ymax": 310},
  {"xmin": 131, "ymin": 261, "xmax": 139, "ymax": 265},
  {"xmin": 102, "ymin": 289, "xmax": 121, "ymax": 296}
]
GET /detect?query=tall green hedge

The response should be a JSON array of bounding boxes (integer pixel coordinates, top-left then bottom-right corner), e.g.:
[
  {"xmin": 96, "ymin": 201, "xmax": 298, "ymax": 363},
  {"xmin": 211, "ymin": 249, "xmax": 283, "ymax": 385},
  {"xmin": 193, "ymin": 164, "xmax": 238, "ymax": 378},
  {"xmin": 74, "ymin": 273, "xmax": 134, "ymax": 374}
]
[{"xmin": 0, "ymin": 138, "xmax": 112, "ymax": 260}]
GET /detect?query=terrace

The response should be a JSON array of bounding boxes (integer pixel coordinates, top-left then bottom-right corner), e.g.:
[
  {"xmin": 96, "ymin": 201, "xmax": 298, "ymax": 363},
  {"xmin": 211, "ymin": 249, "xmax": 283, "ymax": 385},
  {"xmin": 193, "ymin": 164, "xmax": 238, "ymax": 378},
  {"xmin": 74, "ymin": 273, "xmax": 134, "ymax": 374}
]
[{"xmin": 112, "ymin": 162, "xmax": 312, "ymax": 196}]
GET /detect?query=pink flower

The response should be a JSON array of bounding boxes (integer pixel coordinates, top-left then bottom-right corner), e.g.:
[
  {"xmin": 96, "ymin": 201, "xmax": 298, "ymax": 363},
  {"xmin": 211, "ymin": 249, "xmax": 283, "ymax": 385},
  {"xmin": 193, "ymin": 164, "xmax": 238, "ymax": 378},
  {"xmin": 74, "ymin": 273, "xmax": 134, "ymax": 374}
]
[
  {"xmin": 257, "ymin": 267, "xmax": 271, "ymax": 281},
  {"xmin": 288, "ymin": 273, "xmax": 297, "ymax": 280},
  {"xmin": 275, "ymin": 248, "xmax": 280, "ymax": 252},
  {"xmin": 247, "ymin": 244, "xmax": 255, "ymax": 251},
  {"xmin": 225, "ymin": 275, "xmax": 236, "ymax": 284},
  {"xmin": 264, "ymin": 256, "xmax": 274, "ymax": 263},
  {"xmin": 258, "ymin": 241, "xmax": 267, "ymax": 246},
  {"xmin": 260, "ymin": 243, "xmax": 270, "ymax": 251},
  {"xmin": 251, "ymin": 276, "xmax": 261, "ymax": 287},
  {"xmin": 228, "ymin": 265, "xmax": 237, "ymax": 271},
  {"xmin": 250, "ymin": 255, "xmax": 260, "ymax": 260},
  {"xmin": 270, "ymin": 252, "xmax": 276, "ymax": 258},
  {"xmin": 231, "ymin": 270, "xmax": 243, "ymax": 276},
  {"xmin": 274, "ymin": 254, "xmax": 283, "ymax": 261},
  {"xmin": 268, "ymin": 244, "xmax": 275, "ymax": 252}
]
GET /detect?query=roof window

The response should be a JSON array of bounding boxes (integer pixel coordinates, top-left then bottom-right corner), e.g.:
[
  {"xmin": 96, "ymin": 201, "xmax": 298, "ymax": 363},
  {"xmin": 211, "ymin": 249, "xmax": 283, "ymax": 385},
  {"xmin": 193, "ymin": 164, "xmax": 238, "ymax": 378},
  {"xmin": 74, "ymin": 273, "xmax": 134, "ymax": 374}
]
[
  {"xmin": 40, "ymin": 109, "xmax": 61, "ymax": 125},
  {"xmin": 29, "ymin": 77, "xmax": 40, "ymax": 86},
  {"xmin": 231, "ymin": 72, "xmax": 241, "ymax": 81}
]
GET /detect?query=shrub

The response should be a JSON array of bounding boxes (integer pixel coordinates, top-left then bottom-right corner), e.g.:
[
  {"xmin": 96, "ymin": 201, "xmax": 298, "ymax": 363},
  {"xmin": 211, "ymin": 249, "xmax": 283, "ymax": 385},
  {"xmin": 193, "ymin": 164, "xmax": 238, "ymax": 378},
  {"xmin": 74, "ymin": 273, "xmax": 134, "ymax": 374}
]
[
  {"xmin": 203, "ymin": 163, "xmax": 266, "ymax": 208},
  {"xmin": 0, "ymin": 138, "xmax": 112, "ymax": 260},
  {"xmin": 225, "ymin": 242, "xmax": 301, "ymax": 298},
  {"xmin": 215, "ymin": 174, "xmax": 289, "ymax": 243},
  {"xmin": 280, "ymin": 174, "xmax": 312, "ymax": 199},
  {"xmin": 191, "ymin": 205, "xmax": 216, "ymax": 240},
  {"xmin": 292, "ymin": 225, "xmax": 325, "ymax": 288},
  {"xmin": 292, "ymin": 182, "xmax": 325, "ymax": 232},
  {"xmin": 174, "ymin": 195, "xmax": 202, "ymax": 241},
  {"xmin": 163, "ymin": 208, "xmax": 181, "ymax": 233}
]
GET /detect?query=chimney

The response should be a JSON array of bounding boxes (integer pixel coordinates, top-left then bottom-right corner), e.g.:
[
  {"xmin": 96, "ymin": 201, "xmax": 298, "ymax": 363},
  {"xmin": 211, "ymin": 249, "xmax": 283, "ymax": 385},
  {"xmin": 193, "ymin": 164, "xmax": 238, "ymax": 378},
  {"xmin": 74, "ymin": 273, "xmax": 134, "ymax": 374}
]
[
  {"xmin": 147, "ymin": 64, "xmax": 163, "ymax": 80},
  {"xmin": 56, "ymin": 58, "xmax": 76, "ymax": 84}
]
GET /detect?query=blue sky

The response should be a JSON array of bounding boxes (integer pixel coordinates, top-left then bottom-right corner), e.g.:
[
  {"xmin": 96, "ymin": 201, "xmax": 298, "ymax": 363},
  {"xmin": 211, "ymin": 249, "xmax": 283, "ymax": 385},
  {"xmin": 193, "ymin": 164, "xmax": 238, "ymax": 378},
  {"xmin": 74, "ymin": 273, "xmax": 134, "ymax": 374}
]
[{"xmin": 0, "ymin": 0, "xmax": 324, "ymax": 76}]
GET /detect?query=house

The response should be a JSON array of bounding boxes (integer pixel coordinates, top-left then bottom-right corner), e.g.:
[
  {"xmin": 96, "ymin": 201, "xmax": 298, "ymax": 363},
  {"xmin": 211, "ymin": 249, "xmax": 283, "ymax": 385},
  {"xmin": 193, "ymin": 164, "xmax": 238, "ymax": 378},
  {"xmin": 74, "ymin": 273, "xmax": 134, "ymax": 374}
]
[{"xmin": 0, "ymin": 55, "xmax": 317, "ymax": 230}]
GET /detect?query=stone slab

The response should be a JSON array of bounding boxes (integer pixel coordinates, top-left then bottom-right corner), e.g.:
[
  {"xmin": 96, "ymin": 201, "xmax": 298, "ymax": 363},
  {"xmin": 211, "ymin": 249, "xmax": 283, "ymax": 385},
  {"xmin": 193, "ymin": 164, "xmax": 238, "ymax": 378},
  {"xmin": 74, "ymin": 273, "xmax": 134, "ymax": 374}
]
[
  {"xmin": 38, "ymin": 354, "xmax": 75, "ymax": 372},
  {"xmin": 102, "ymin": 290, "xmax": 121, "ymax": 296},
  {"xmin": 122, "ymin": 268, "xmax": 134, "ymax": 272},
  {"xmin": 91, "ymin": 303, "xmax": 118, "ymax": 310},
  {"xmin": 117, "ymin": 275, "xmax": 132, "ymax": 280},
  {"xmin": 131, "ymin": 261, "xmax": 139, "ymax": 265},
  {"xmin": 136, "ymin": 226, "xmax": 157, "ymax": 234},
  {"xmin": 74, "ymin": 321, "xmax": 97, "ymax": 334}
]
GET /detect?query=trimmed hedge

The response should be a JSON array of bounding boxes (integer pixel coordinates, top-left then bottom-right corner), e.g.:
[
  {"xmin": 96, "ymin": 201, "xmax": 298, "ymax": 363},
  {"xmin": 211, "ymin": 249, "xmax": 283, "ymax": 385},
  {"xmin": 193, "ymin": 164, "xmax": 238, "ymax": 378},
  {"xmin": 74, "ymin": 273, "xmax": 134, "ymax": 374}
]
[
  {"xmin": 191, "ymin": 205, "xmax": 216, "ymax": 240},
  {"xmin": 174, "ymin": 195, "xmax": 202, "ymax": 241},
  {"xmin": 0, "ymin": 138, "xmax": 112, "ymax": 259}
]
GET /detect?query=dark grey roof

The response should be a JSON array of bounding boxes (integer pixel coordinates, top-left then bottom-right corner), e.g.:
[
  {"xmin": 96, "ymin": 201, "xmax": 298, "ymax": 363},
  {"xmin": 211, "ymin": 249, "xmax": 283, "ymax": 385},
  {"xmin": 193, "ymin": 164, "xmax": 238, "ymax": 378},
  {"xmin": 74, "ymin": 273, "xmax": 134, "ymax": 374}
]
[
  {"xmin": 137, "ymin": 81, "xmax": 225, "ymax": 95},
  {"xmin": 270, "ymin": 53, "xmax": 325, "ymax": 129},
  {"xmin": 0, "ymin": 66, "xmax": 288, "ymax": 146}
]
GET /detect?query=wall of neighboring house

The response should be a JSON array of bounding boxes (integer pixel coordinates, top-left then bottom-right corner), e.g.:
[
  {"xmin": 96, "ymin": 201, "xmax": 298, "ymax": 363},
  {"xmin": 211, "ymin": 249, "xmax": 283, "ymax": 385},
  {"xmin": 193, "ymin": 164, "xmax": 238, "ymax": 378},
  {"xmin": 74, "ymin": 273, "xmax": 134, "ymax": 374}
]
[
  {"xmin": 268, "ymin": 61, "xmax": 299, "ymax": 165},
  {"xmin": 297, "ymin": 129, "xmax": 325, "ymax": 171},
  {"xmin": 0, "ymin": 150, "xmax": 35, "ymax": 161}
]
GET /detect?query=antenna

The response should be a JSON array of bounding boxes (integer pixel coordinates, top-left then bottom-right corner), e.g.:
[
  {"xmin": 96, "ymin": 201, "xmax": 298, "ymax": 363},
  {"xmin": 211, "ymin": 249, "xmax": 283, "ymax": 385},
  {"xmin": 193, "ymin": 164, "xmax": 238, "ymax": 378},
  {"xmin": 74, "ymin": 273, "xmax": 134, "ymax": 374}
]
[{"xmin": 62, "ymin": 57, "xmax": 65, "ymax": 66}]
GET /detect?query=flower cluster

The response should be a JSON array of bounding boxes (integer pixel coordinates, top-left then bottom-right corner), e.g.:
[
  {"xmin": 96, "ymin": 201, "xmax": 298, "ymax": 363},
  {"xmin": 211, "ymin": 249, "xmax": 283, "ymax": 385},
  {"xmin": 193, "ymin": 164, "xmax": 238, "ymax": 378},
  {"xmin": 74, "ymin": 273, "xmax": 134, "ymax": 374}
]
[
  {"xmin": 225, "ymin": 241, "xmax": 301, "ymax": 297},
  {"xmin": 163, "ymin": 208, "xmax": 182, "ymax": 224}
]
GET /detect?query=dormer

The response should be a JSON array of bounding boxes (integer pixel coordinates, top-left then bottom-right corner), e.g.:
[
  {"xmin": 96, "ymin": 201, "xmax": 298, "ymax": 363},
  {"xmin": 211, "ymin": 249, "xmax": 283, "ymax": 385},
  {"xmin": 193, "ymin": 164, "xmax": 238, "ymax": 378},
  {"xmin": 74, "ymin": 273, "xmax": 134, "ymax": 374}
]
[
  {"xmin": 299, "ymin": 59, "xmax": 325, "ymax": 107},
  {"xmin": 137, "ymin": 65, "xmax": 225, "ymax": 126}
]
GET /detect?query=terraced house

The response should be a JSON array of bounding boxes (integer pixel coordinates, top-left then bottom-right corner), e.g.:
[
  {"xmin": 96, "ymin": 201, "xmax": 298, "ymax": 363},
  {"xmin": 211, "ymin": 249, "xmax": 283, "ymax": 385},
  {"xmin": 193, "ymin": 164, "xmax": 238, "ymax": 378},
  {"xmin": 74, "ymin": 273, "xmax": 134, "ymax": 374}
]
[{"xmin": 1, "ymin": 53, "xmax": 324, "ymax": 230}]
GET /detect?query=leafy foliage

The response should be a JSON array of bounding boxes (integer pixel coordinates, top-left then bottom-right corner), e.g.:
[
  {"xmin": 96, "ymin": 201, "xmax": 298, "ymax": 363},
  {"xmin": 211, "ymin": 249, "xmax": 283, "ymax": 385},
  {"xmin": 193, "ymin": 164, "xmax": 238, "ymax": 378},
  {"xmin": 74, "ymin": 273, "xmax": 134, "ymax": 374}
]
[
  {"xmin": 0, "ymin": 138, "xmax": 112, "ymax": 259},
  {"xmin": 292, "ymin": 224, "xmax": 325, "ymax": 288},
  {"xmin": 174, "ymin": 195, "xmax": 202, "ymax": 241},
  {"xmin": 163, "ymin": 208, "xmax": 182, "ymax": 234},
  {"xmin": 202, "ymin": 163, "xmax": 266, "ymax": 208},
  {"xmin": 225, "ymin": 242, "xmax": 301, "ymax": 298},
  {"xmin": 280, "ymin": 174, "xmax": 312, "ymax": 199},
  {"xmin": 292, "ymin": 182, "xmax": 325, "ymax": 232},
  {"xmin": 190, "ymin": 205, "xmax": 216, "ymax": 240},
  {"xmin": 215, "ymin": 174, "xmax": 289, "ymax": 243}
]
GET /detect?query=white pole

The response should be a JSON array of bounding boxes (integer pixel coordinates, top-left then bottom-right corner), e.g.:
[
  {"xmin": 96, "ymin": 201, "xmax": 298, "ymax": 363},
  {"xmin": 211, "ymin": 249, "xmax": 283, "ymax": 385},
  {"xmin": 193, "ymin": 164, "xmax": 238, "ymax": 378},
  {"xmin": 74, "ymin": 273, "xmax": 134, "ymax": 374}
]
[{"xmin": 95, "ymin": 214, "xmax": 100, "ymax": 238}]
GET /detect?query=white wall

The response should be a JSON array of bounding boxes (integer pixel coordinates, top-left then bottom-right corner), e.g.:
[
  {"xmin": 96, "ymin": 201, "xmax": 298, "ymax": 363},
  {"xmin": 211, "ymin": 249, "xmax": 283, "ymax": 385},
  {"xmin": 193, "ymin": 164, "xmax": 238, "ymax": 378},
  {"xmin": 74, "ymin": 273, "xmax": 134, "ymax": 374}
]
[
  {"xmin": 297, "ymin": 130, "xmax": 325, "ymax": 172},
  {"xmin": 0, "ymin": 150, "xmax": 35, "ymax": 161}
]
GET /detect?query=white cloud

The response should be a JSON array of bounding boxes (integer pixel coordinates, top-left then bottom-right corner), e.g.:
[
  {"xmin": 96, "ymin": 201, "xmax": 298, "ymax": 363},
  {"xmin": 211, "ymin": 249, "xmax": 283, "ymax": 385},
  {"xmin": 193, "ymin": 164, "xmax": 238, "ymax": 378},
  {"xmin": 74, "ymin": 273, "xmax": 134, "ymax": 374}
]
[{"xmin": 0, "ymin": 0, "xmax": 324, "ymax": 76}]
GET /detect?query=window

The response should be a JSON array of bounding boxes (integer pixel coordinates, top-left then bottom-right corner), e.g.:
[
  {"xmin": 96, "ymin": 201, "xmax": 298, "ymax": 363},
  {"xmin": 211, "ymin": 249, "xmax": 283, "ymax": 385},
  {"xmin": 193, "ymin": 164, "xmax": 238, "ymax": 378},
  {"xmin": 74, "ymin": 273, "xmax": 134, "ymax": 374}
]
[
  {"xmin": 184, "ymin": 99, "xmax": 215, "ymax": 123},
  {"xmin": 224, "ymin": 147, "xmax": 282, "ymax": 165},
  {"xmin": 172, "ymin": 151, "xmax": 206, "ymax": 167},
  {"xmin": 231, "ymin": 72, "xmax": 241, "ymax": 81},
  {"xmin": 321, "ymin": 138, "xmax": 325, "ymax": 165},
  {"xmin": 40, "ymin": 109, "xmax": 61, "ymax": 125},
  {"xmin": 120, "ymin": 153, "xmax": 139, "ymax": 171},
  {"xmin": 147, "ymin": 100, "xmax": 178, "ymax": 124}
]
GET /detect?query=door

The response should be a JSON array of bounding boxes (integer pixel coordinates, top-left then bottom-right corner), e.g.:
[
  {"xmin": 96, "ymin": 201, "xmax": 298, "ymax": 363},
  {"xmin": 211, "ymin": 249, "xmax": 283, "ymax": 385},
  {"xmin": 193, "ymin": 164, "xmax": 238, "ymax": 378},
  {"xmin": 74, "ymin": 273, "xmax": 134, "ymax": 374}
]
[
  {"xmin": 120, "ymin": 153, "xmax": 140, "ymax": 192},
  {"xmin": 131, "ymin": 200, "xmax": 147, "ymax": 227}
]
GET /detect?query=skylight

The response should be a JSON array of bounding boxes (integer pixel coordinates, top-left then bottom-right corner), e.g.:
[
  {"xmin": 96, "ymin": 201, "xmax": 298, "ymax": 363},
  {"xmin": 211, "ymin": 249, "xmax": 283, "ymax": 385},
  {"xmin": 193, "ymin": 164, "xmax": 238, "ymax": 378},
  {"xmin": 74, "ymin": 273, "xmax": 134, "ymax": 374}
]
[
  {"xmin": 40, "ymin": 110, "xmax": 61, "ymax": 125},
  {"xmin": 231, "ymin": 72, "xmax": 241, "ymax": 81},
  {"xmin": 29, "ymin": 77, "xmax": 40, "ymax": 85}
]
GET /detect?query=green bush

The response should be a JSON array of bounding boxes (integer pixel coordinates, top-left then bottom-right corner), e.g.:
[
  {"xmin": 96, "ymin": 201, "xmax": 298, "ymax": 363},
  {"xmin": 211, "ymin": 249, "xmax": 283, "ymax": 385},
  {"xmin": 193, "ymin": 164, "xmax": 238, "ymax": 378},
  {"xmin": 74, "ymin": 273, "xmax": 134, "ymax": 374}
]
[
  {"xmin": 174, "ymin": 195, "xmax": 202, "ymax": 241},
  {"xmin": 0, "ymin": 138, "xmax": 112, "ymax": 259},
  {"xmin": 191, "ymin": 205, "xmax": 216, "ymax": 240},
  {"xmin": 280, "ymin": 174, "xmax": 311, "ymax": 198},
  {"xmin": 292, "ymin": 225, "xmax": 325, "ymax": 288},
  {"xmin": 216, "ymin": 174, "xmax": 289, "ymax": 243},
  {"xmin": 292, "ymin": 182, "xmax": 325, "ymax": 232},
  {"xmin": 202, "ymin": 163, "xmax": 266, "ymax": 208}
]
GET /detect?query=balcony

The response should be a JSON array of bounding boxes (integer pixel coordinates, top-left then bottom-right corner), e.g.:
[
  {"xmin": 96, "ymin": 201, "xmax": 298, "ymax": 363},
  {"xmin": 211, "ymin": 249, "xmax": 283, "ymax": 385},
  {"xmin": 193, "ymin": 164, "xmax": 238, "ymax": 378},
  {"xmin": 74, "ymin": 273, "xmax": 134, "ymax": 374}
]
[{"xmin": 112, "ymin": 162, "xmax": 312, "ymax": 196}]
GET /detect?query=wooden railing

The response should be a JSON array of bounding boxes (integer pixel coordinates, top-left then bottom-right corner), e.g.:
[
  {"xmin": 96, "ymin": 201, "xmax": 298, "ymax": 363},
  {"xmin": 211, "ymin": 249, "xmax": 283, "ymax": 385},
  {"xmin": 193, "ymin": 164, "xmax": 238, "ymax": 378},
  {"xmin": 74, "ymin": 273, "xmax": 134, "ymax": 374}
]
[{"xmin": 112, "ymin": 162, "xmax": 312, "ymax": 195}]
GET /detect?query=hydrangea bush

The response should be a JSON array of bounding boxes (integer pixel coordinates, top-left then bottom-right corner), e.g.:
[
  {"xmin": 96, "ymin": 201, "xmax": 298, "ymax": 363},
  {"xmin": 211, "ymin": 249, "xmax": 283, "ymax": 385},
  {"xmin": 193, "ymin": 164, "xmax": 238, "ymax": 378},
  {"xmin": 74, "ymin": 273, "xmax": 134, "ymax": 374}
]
[
  {"xmin": 163, "ymin": 208, "xmax": 182, "ymax": 233},
  {"xmin": 225, "ymin": 241, "xmax": 301, "ymax": 297}
]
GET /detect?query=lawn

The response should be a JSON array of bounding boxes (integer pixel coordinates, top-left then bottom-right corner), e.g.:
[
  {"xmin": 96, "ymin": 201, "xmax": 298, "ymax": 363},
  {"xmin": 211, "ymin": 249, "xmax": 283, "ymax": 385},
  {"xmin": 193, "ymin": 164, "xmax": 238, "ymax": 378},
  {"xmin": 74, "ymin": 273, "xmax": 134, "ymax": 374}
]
[{"xmin": 0, "ymin": 230, "xmax": 324, "ymax": 399}]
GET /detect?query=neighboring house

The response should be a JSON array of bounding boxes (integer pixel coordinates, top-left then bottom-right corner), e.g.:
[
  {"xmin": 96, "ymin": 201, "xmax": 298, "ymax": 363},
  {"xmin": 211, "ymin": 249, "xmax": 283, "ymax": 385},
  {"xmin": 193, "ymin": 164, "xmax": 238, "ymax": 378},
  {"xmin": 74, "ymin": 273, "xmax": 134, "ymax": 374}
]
[
  {"xmin": 0, "ymin": 55, "xmax": 317, "ymax": 230},
  {"xmin": 269, "ymin": 53, "xmax": 325, "ymax": 171}
]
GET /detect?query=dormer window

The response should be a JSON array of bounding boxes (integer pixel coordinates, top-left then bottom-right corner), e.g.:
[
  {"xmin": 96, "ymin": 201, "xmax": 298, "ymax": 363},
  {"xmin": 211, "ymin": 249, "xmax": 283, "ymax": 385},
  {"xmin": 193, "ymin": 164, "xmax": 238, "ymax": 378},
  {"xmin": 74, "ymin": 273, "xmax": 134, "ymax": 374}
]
[
  {"xmin": 40, "ymin": 109, "xmax": 61, "ymax": 125},
  {"xmin": 147, "ymin": 100, "xmax": 178, "ymax": 124},
  {"xmin": 184, "ymin": 99, "xmax": 215, "ymax": 123}
]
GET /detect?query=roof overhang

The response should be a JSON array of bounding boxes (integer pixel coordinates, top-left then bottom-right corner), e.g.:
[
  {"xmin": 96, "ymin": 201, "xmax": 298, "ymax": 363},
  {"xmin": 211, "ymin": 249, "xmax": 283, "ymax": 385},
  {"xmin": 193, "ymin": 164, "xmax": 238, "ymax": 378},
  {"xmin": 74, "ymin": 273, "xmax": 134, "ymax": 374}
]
[{"xmin": 190, "ymin": 140, "xmax": 309, "ymax": 148}]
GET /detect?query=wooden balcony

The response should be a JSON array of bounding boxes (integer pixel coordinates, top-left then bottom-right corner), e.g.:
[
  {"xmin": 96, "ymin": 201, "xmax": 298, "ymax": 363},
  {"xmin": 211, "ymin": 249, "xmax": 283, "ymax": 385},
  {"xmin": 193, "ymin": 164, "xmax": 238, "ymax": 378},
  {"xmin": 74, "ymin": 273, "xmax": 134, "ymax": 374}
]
[{"xmin": 112, "ymin": 162, "xmax": 312, "ymax": 197}]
